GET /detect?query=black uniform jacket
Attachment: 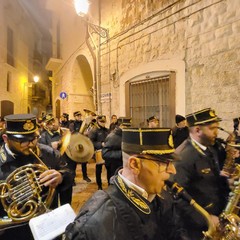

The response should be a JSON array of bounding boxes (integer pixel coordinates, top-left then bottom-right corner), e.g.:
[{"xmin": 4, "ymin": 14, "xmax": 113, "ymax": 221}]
[
  {"xmin": 88, "ymin": 125, "xmax": 109, "ymax": 150},
  {"xmin": 65, "ymin": 175, "xmax": 189, "ymax": 240},
  {"xmin": 173, "ymin": 138, "xmax": 230, "ymax": 239},
  {"xmin": 69, "ymin": 120, "xmax": 82, "ymax": 133},
  {"xmin": 39, "ymin": 128, "xmax": 62, "ymax": 147},
  {"xmin": 0, "ymin": 143, "xmax": 74, "ymax": 240},
  {"xmin": 102, "ymin": 126, "xmax": 122, "ymax": 167}
]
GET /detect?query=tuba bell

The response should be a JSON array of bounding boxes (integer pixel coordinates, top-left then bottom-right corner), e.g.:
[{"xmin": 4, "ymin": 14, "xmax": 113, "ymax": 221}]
[
  {"xmin": 0, "ymin": 149, "xmax": 55, "ymax": 230},
  {"xmin": 79, "ymin": 109, "xmax": 96, "ymax": 134}
]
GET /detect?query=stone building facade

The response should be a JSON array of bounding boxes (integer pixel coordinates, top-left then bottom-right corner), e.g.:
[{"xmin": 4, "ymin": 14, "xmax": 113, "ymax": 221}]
[
  {"xmin": 47, "ymin": 0, "xmax": 240, "ymax": 130},
  {"xmin": 0, "ymin": 0, "xmax": 52, "ymax": 118}
]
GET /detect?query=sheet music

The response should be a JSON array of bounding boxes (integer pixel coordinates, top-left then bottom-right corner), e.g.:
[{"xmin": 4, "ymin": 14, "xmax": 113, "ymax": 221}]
[{"xmin": 29, "ymin": 204, "xmax": 76, "ymax": 240}]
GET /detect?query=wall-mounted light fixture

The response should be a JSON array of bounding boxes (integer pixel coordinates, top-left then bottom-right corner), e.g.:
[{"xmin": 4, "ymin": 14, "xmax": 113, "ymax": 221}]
[
  {"xmin": 73, "ymin": 0, "xmax": 108, "ymax": 38},
  {"xmin": 73, "ymin": 0, "xmax": 109, "ymax": 114},
  {"xmin": 33, "ymin": 75, "xmax": 40, "ymax": 83}
]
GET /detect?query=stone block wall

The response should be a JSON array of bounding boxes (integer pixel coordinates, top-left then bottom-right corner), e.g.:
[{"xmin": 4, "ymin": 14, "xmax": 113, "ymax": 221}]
[{"xmin": 99, "ymin": 0, "xmax": 240, "ymax": 130}]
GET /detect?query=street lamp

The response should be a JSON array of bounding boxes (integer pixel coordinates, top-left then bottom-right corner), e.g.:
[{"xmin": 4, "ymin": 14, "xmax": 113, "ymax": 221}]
[
  {"xmin": 74, "ymin": 0, "xmax": 89, "ymax": 17},
  {"xmin": 33, "ymin": 75, "xmax": 40, "ymax": 83},
  {"xmin": 73, "ymin": 0, "xmax": 108, "ymax": 114},
  {"xmin": 73, "ymin": 0, "xmax": 108, "ymax": 38}
]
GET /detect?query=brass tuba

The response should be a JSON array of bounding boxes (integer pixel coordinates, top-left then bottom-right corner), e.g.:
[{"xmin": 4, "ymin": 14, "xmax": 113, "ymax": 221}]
[
  {"xmin": 0, "ymin": 149, "xmax": 55, "ymax": 230},
  {"xmin": 79, "ymin": 109, "xmax": 96, "ymax": 134}
]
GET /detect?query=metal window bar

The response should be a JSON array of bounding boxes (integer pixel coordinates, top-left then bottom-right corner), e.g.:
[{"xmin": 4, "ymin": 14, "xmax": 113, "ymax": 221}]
[{"xmin": 130, "ymin": 76, "xmax": 170, "ymax": 127}]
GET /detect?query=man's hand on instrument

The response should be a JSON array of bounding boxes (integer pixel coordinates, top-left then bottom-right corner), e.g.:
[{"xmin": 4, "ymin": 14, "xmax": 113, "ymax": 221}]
[{"xmin": 39, "ymin": 169, "xmax": 63, "ymax": 188}]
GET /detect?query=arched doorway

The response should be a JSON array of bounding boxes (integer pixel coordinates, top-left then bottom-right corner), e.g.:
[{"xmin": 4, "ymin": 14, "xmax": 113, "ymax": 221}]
[
  {"xmin": 71, "ymin": 55, "xmax": 95, "ymax": 112},
  {"xmin": 1, "ymin": 100, "xmax": 14, "ymax": 117}
]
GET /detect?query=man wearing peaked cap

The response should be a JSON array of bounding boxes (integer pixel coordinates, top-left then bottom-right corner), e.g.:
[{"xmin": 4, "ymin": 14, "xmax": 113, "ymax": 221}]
[
  {"xmin": 66, "ymin": 128, "xmax": 189, "ymax": 240},
  {"xmin": 147, "ymin": 115, "xmax": 159, "ymax": 128},
  {"xmin": 0, "ymin": 114, "xmax": 73, "ymax": 240},
  {"xmin": 60, "ymin": 113, "xmax": 70, "ymax": 128},
  {"xmin": 96, "ymin": 115, "xmax": 106, "ymax": 122},
  {"xmin": 117, "ymin": 117, "xmax": 132, "ymax": 127},
  {"xmin": 185, "ymin": 108, "xmax": 221, "ymax": 127},
  {"xmin": 43, "ymin": 113, "xmax": 54, "ymax": 123},
  {"xmin": 69, "ymin": 111, "xmax": 83, "ymax": 133},
  {"xmin": 73, "ymin": 111, "xmax": 82, "ymax": 117},
  {"xmin": 88, "ymin": 115, "xmax": 109, "ymax": 189},
  {"xmin": 69, "ymin": 110, "xmax": 91, "ymax": 183},
  {"xmin": 102, "ymin": 117, "xmax": 132, "ymax": 182},
  {"xmin": 173, "ymin": 108, "xmax": 230, "ymax": 239}
]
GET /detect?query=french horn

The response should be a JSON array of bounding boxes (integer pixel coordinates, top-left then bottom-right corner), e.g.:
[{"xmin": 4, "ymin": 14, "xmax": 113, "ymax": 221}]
[{"xmin": 0, "ymin": 149, "xmax": 55, "ymax": 230}]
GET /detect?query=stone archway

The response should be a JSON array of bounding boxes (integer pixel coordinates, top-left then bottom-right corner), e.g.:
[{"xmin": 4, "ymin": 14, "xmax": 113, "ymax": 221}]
[{"xmin": 70, "ymin": 55, "xmax": 95, "ymax": 112}]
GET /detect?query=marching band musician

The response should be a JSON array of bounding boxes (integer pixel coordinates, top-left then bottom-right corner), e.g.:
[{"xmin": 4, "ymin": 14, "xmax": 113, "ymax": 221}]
[
  {"xmin": 69, "ymin": 111, "xmax": 82, "ymax": 133},
  {"xmin": 65, "ymin": 128, "xmax": 189, "ymax": 240},
  {"xmin": 38, "ymin": 114, "xmax": 76, "ymax": 205},
  {"xmin": 173, "ymin": 108, "xmax": 230, "ymax": 239},
  {"xmin": 39, "ymin": 114, "xmax": 63, "ymax": 150},
  {"xmin": 102, "ymin": 117, "xmax": 132, "ymax": 183},
  {"xmin": 0, "ymin": 114, "xmax": 73, "ymax": 240},
  {"xmin": 69, "ymin": 111, "xmax": 91, "ymax": 183},
  {"xmin": 147, "ymin": 115, "xmax": 160, "ymax": 128},
  {"xmin": 88, "ymin": 115, "xmax": 109, "ymax": 190},
  {"xmin": 60, "ymin": 113, "xmax": 70, "ymax": 128}
]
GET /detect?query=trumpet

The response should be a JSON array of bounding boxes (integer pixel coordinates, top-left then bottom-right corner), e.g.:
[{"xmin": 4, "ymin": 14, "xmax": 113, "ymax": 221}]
[{"xmin": 0, "ymin": 148, "xmax": 55, "ymax": 230}]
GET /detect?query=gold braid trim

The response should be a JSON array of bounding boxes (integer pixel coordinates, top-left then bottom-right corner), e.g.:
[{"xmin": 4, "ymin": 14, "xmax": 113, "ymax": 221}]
[
  {"xmin": 115, "ymin": 175, "xmax": 151, "ymax": 214},
  {"xmin": 142, "ymin": 149, "xmax": 174, "ymax": 155},
  {"xmin": 190, "ymin": 139, "xmax": 206, "ymax": 156}
]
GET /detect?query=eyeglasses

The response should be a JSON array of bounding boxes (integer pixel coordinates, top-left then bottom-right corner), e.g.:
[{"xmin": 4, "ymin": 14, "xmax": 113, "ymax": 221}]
[
  {"xmin": 10, "ymin": 136, "xmax": 40, "ymax": 147},
  {"xmin": 137, "ymin": 157, "xmax": 173, "ymax": 173}
]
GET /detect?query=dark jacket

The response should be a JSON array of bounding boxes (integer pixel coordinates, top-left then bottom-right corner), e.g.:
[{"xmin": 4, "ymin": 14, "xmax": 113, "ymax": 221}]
[
  {"xmin": 61, "ymin": 120, "xmax": 70, "ymax": 129},
  {"xmin": 172, "ymin": 126, "xmax": 189, "ymax": 148},
  {"xmin": 102, "ymin": 127, "xmax": 122, "ymax": 174},
  {"xmin": 69, "ymin": 120, "xmax": 83, "ymax": 133},
  {"xmin": 0, "ymin": 143, "xmax": 74, "ymax": 240},
  {"xmin": 88, "ymin": 125, "xmax": 109, "ymax": 150},
  {"xmin": 65, "ymin": 175, "xmax": 189, "ymax": 240},
  {"xmin": 173, "ymin": 138, "xmax": 230, "ymax": 239},
  {"xmin": 39, "ymin": 128, "xmax": 62, "ymax": 147}
]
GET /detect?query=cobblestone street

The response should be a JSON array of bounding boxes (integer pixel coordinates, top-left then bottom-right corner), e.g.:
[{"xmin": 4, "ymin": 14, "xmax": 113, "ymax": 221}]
[{"xmin": 71, "ymin": 160, "xmax": 108, "ymax": 214}]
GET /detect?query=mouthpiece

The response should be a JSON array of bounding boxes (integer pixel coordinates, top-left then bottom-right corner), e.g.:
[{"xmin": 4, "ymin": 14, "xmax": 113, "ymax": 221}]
[{"xmin": 165, "ymin": 180, "xmax": 193, "ymax": 203}]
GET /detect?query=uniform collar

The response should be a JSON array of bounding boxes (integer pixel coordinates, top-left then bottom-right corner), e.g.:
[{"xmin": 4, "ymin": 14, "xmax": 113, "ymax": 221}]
[
  {"xmin": 115, "ymin": 171, "xmax": 155, "ymax": 214},
  {"xmin": 190, "ymin": 136, "xmax": 207, "ymax": 156},
  {"xmin": 5, "ymin": 143, "xmax": 16, "ymax": 158},
  {"xmin": 118, "ymin": 170, "xmax": 150, "ymax": 199}
]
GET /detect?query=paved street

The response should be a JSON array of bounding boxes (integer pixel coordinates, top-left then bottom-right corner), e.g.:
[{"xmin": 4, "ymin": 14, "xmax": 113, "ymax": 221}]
[{"xmin": 71, "ymin": 160, "xmax": 108, "ymax": 214}]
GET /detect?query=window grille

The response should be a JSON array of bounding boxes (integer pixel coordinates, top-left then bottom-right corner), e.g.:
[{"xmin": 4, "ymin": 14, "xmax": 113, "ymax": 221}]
[{"xmin": 127, "ymin": 73, "xmax": 175, "ymax": 127}]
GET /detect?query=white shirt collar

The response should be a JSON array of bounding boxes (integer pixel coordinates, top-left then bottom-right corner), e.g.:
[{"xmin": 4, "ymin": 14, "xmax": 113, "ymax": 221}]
[
  {"xmin": 190, "ymin": 136, "xmax": 207, "ymax": 151},
  {"xmin": 5, "ymin": 143, "xmax": 16, "ymax": 158},
  {"xmin": 118, "ymin": 169, "xmax": 156, "ymax": 202}
]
